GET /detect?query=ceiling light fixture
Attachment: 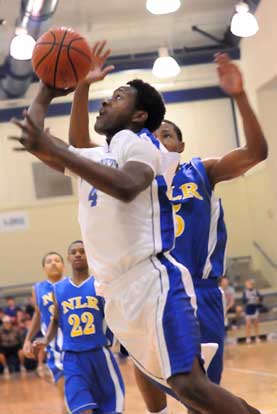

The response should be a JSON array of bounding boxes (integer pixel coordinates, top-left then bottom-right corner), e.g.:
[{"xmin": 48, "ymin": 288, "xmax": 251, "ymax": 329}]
[
  {"xmin": 152, "ymin": 47, "xmax": 180, "ymax": 79},
  {"xmin": 146, "ymin": 0, "xmax": 181, "ymax": 15},
  {"xmin": 231, "ymin": 2, "xmax": 259, "ymax": 37},
  {"xmin": 10, "ymin": 33, "xmax": 36, "ymax": 60}
]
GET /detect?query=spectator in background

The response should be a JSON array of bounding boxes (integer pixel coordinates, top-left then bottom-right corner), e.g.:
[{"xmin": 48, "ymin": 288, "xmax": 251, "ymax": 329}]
[
  {"xmin": 4, "ymin": 296, "xmax": 21, "ymax": 324},
  {"xmin": 220, "ymin": 277, "xmax": 245, "ymax": 330},
  {"xmin": 0, "ymin": 308, "xmax": 4, "ymax": 327},
  {"xmin": 16, "ymin": 308, "xmax": 25, "ymax": 326},
  {"xmin": 0, "ymin": 315, "xmax": 26, "ymax": 378},
  {"xmin": 220, "ymin": 277, "xmax": 236, "ymax": 314},
  {"xmin": 243, "ymin": 279, "xmax": 262, "ymax": 344},
  {"xmin": 25, "ymin": 295, "xmax": 35, "ymax": 319}
]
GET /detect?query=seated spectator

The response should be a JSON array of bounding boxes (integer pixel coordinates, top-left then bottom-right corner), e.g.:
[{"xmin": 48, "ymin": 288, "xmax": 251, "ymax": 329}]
[
  {"xmin": 243, "ymin": 279, "xmax": 262, "ymax": 344},
  {"xmin": 220, "ymin": 277, "xmax": 246, "ymax": 330},
  {"xmin": 0, "ymin": 308, "xmax": 4, "ymax": 327},
  {"xmin": 25, "ymin": 296, "xmax": 35, "ymax": 319},
  {"xmin": 4, "ymin": 297, "xmax": 21, "ymax": 324},
  {"xmin": 220, "ymin": 277, "xmax": 236, "ymax": 313},
  {"xmin": 0, "ymin": 315, "xmax": 26, "ymax": 377}
]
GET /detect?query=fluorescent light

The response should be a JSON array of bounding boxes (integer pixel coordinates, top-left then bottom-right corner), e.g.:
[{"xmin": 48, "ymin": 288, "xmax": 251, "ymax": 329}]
[
  {"xmin": 146, "ymin": 0, "xmax": 181, "ymax": 15},
  {"xmin": 152, "ymin": 48, "xmax": 180, "ymax": 79},
  {"xmin": 10, "ymin": 34, "xmax": 36, "ymax": 60},
  {"xmin": 231, "ymin": 2, "xmax": 259, "ymax": 37}
]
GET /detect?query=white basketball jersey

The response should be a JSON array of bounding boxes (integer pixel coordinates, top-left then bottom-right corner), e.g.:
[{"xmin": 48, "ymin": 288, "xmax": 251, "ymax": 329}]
[{"xmin": 67, "ymin": 129, "xmax": 179, "ymax": 291}]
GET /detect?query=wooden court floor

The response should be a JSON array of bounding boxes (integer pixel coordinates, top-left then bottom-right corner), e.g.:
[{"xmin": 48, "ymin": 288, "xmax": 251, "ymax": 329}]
[{"xmin": 1, "ymin": 342, "xmax": 277, "ymax": 414}]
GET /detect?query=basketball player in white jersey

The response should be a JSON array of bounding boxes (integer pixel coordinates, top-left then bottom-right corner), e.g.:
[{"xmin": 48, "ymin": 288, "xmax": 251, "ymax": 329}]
[{"xmin": 9, "ymin": 42, "xmax": 261, "ymax": 414}]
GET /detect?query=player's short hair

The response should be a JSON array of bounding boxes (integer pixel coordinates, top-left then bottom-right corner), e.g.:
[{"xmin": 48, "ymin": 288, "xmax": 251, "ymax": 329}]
[
  {"xmin": 163, "ymin": 119, "xmax": 183, "ymax": 142},
  {"xmin": 5, "ymin": 296, "xmax": 14, "ymax": 301},
  {"xmin": 42, "ymin": 251, "xmax": 64, "ymax": 267},
  {"xmin": 68, "ymin": 240, "xmax": 84, "ymax": 253},
  {"xmin": 127, "ymin": 79, "xmax": 166, "ymax": 132}
]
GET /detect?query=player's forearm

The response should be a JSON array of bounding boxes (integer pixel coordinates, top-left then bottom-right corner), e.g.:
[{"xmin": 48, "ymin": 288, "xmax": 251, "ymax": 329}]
[
  {"xmin": 28, "ymin": 85, "xmax": 52, "ymax": 129},
  {"xmin": 52, "ymin": 146, "xmax": 147, "ymax": 202},
  {"xmin": 44, "ymin": 317, "xmax": 59, "ymax": 345},
  {"xmin": 27, "ymin": 90, "xmax": 66, "ymax": 172},
  {"xmin": 25, "ymin": 310, "xmax": 41, "ymax": 342},
  {"xmin": 234, "ymin": 91, "xmax": 268, "ymax": 162},
  {"xmin": 69, "ymin": 84, "xmax": 96, "ymax": 148}
]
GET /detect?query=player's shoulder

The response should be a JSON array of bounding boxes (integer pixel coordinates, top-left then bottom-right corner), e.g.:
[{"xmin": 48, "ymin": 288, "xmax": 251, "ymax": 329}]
[
  {"xmin": 54, "ymin": 277, "xmax": 69, "ymax": 289},
  {"xmin": 69, "ymin": 145, "xmax": 104, "ymax": 158},
  {"xmin": 110, "ymin": 129, "xmax": 140, "ymax": 149},
  {"xmin": 34, "ymin": 279, "xmax": 49, "ymax": 290}
]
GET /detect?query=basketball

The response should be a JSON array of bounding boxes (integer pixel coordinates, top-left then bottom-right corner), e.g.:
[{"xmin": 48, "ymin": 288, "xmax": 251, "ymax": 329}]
[{"xmin": 32, "ymin": 27, "xmax": 92, "ymax": 89}]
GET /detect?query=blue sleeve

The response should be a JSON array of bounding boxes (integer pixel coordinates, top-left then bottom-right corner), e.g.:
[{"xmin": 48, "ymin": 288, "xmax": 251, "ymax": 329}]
[{"xmin": 242, "ymin": 290, "xmax": 247, "ymax": 304}]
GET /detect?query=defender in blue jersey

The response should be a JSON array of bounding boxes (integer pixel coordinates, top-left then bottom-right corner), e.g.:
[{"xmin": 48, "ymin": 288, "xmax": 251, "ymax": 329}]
[
  {"xmin": 13, "ymin": 42, "xmax": 262, "ymax": 414},
  {"xmin": 23, "ymin": 252, "xmax": 64, "ymax": 384},
  {"xmin": 34, "ymin": 241, "xmax": 124, "ymax": 414},
  {"xmin": 133, "ymin": 54, "xmax": 267, "ymax": 414}
]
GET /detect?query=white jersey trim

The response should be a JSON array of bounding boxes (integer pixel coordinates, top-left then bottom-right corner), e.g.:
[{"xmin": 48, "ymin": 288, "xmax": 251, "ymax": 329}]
[
  {"xmin": 202, "ymin": 193, "xmax": 221, "ymax": 279},
  {"xmin": 102, "ymin": 347, "xmax": 124, "ymax": 413}
]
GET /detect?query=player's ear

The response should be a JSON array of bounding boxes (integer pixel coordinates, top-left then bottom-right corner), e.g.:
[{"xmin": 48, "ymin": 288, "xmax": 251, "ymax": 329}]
[{"xmin": 132, "ymin": 110, "xmax": 148, "ymax": 126}]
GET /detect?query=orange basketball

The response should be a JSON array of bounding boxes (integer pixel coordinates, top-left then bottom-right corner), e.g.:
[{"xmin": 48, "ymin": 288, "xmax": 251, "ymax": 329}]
[{"xmin": 32, "ymin": 27, "xmax": 92, "ymax": 89}]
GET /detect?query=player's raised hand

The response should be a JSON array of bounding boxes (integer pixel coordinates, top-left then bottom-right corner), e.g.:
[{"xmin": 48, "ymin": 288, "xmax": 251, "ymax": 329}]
[
  {"xmin": 36, "ymin": 81, "xmax": 75, "ymax": 104},
  {"xmin": 81, "ymin": 40, "xmax": 115, "ymax": 85},
  {"xmin": 215, "ymin": 53, "xmax": 244, "ymax": 97}
]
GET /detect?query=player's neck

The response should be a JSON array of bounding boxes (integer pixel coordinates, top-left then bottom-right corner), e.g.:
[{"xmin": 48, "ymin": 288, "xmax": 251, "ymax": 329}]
[
  {"xmin": 47, "ymin": 274, "xmax": 62, "ymax": 284},
  {"xmin": 71, "ymin": 270, "xmax": 90, "ymax": 285}
]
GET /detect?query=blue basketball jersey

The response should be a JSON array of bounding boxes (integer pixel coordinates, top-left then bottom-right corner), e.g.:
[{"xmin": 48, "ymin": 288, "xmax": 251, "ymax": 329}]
[
  {"xmin": 54, "ymin": 276, "xmax": 109, "ymax": 352},
  {"xmin": 171, "ymin": 158, "xmax": 227, "ymax": 280},
  {"xmin": 34, "ymin": 279, "xmax": 63, "ymax": 351}
]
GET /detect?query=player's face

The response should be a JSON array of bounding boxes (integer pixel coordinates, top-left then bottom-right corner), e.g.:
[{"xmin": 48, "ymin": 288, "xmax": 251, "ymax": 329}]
[
  {"xmin": 154, "ymin": 121, "xmax": 184, "ymax": 153},
  {"xmin": 43, "ymin": 254, "xmax": 64, "ymax": 280},
  {"xmin": 6, "ymin": 298, "xmax": 15, "ymax": 307},
  {"xmin": 245, "ymin": 280, "xmax": 254, "ymax": 289},
  {"xmin": 94, "ymin": 86, "xmax": 138, "ymax": 137},
  {"xmin": 68, "ymin": 243, "xmax": 88, "ymax": 271}
]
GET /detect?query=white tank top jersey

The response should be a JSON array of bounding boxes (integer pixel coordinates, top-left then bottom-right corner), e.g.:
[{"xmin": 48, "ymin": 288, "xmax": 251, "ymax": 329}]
[{"xmin": 66, "ymin": 129, "xmax": 179, "ymax": 291}]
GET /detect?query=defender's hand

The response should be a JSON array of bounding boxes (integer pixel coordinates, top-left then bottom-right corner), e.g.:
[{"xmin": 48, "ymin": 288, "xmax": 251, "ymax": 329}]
[{"xmin": 215, "ymin": 53, "xmax": 244, "ymax": 97}]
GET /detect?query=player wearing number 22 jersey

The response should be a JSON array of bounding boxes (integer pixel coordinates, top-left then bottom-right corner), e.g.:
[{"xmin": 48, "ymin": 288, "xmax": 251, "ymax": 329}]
[{"xmin": 54, "ymin": 275, "xmax": 124, "ymax": 414}]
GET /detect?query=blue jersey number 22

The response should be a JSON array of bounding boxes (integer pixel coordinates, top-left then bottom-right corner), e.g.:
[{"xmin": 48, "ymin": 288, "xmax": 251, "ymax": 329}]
[{"xmin": 88, "ymin": 187, "xmax": 98, "ymax": 207}]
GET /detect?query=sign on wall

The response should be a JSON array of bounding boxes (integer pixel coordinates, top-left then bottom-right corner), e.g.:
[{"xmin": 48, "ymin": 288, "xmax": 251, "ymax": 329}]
[{"xmin": 0, "ymin": 211, "xmax": 29, "ymax": 232}]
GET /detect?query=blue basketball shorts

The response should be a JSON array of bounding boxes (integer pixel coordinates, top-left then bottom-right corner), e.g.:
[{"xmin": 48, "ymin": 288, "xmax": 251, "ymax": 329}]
[
  {"xmin": 194, "ymin": 279, "xmax": 225, "ymax": 384},
  {"xmin": 47, "ymin": 346, "xmax": 63, "ymax": 383},
  {"xmin": 63, "ymin": 347, "xmax": 124, "ymax": 414}
]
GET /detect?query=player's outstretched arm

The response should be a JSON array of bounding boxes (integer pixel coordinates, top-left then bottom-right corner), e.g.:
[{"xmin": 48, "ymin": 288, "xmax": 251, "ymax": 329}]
[
  {"xmin": 10, "ymin": 113, "xmax": 155, "ymax": 202},
  {"xmin": 69, "ymin": 41, "xmax": 114, "ymax": 148},
  {"xmin": 204, "ymin": 53, "xmax": 268, "ymax": 188},
  {"xmin": 23, "ymin": 288, "xmax": 41, "ymax": 358}
]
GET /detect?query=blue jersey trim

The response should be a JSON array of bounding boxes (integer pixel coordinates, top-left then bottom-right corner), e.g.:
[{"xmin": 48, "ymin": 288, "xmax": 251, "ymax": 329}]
[
  {"xmin": 138, "ymin": 128, "xmax": 161, "ymax": 149},
  {"xmin": 156, "ymin": 176, "xmax": 175, "ymax": 252}
]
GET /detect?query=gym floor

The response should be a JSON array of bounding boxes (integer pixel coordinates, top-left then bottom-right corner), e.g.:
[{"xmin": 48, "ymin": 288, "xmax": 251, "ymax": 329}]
[{"xmin": 1, "ymin": 342, "xmax": 277, "ymax": 414}]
